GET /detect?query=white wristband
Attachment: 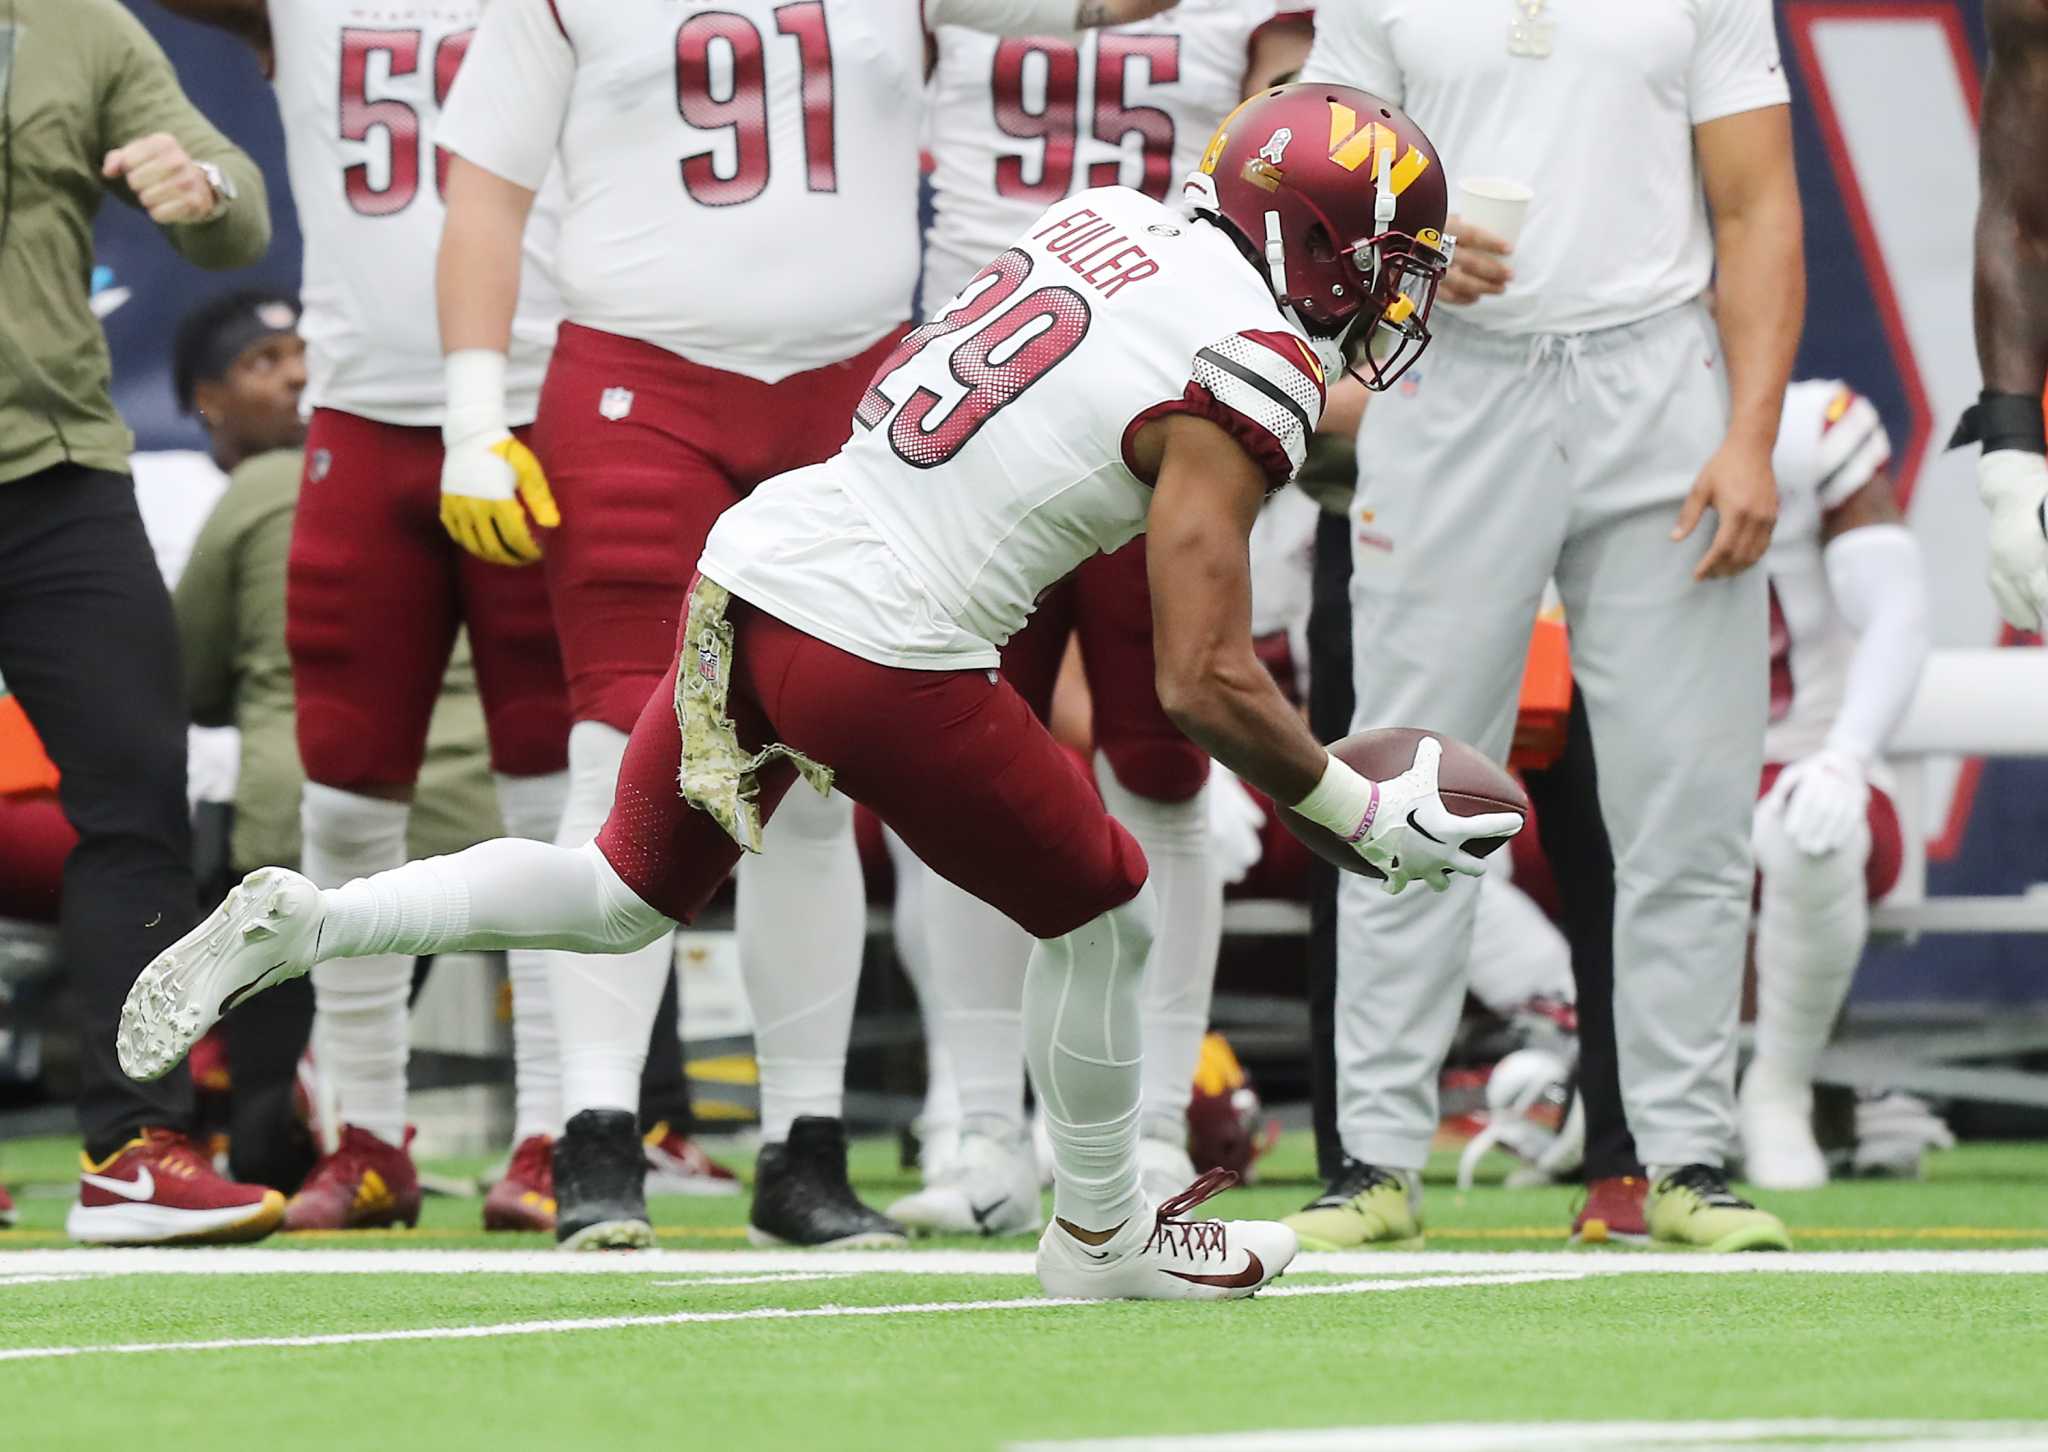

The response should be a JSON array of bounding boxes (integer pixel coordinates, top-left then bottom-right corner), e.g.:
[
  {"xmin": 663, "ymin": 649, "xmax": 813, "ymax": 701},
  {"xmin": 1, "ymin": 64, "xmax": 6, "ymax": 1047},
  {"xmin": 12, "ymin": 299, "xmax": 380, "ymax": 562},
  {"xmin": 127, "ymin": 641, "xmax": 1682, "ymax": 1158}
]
[
  {"xmin": 1292, "ymin": 754, "xmax": 1381, "ymax": 842},
  {"xmin": 443, "ymin": 348, "xmax": 510, "ymax": 447}
]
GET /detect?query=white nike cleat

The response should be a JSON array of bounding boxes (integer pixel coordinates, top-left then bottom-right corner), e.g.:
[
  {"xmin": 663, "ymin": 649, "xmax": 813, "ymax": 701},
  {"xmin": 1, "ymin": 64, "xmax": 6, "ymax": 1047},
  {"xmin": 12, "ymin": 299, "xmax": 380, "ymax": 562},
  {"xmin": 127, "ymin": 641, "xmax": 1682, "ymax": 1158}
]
[
  {"xmin": 1036, "ymin": 1169, "xmax": 1296, "ymax": 1302},
  {"xmin": 1138, "ymin": 1132, "xmax": 1198, "ymax": 1205},
  {"xmin": 887, "ymin": 1123, "xmax": 1043, "ymax": 1236},
  {"xmin": 118, "ymin": 867, "xmax": 325, "ymax": 1083},
  {"xmin": 1738, "ymin": 1072, "xmax": 1829, "ymax": 1191}
]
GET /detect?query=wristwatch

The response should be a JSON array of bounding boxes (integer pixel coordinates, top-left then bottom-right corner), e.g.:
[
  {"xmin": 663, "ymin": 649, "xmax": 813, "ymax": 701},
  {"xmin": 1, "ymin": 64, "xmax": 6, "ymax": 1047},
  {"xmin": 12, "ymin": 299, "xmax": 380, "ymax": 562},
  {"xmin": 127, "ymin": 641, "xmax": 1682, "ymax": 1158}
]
[{"xmin": 195, "ymin": 161, "xmax": 237, "ymax": 222}]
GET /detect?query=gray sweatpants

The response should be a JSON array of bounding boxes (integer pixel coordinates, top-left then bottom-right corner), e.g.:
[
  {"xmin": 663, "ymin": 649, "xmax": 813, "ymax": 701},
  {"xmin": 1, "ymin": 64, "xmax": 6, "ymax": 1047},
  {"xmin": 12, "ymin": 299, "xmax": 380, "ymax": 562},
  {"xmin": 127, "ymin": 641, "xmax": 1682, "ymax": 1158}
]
[{"xmin": 1338, "ymin": 300, "xmax": 1765, "ymax": 1172}]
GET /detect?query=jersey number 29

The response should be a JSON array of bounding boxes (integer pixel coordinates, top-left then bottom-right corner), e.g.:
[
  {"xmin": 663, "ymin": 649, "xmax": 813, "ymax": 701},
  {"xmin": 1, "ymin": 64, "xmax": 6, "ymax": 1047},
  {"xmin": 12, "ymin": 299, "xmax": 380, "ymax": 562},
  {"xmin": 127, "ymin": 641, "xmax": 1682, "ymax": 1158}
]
[{"xmin": 856, "ymin": 250, "xmax": 1090, "ymax": 469}]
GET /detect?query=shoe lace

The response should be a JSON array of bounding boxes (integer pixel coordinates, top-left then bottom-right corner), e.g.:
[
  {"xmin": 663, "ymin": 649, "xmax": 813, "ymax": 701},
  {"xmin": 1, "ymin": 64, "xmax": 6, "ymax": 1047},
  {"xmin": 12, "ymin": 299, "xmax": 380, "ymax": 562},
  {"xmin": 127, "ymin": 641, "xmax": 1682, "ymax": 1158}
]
[
  {"xmin": 1143, "ymin": 1167, "xmax": 1239, "ymax": 1262},
  {"xmin": 510, "ymin": 1135, "xmax": 554, "ymax": 1186},
  {"xmin": 141, "ymin": 1129, "xmax": 210, "ymax": 1181},
  {"xmin": 1661, "ymin": 1163, "xmax": 1754, "ymax": 1209}
]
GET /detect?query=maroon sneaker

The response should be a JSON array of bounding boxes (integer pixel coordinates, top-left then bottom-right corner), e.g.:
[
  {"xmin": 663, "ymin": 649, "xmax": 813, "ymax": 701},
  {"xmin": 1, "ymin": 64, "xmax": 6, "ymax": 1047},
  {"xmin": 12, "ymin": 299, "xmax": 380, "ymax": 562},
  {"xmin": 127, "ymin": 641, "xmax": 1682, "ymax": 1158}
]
[
  {"xmin": 1570, "ymin": 1174, "xmax": 1649, "ymax": 1246},
  {"xmin": 66, "ymin": 1129, "xmax": 285, "ymax": 1245},
  {"xmin": 284, "ymin": 1125, "xmax": 422, "ymax": 1231},
  {"xmin": 0, "ymin": 1181, "xmax": 17, "ymax": 1229},
  {"xmin": 643, "ymin": 1122, "xmax": 740, "ymax": 1196},
  {"xmin": 483, "ymin": 1134, "xmax": 557, "ymax": 1232}
]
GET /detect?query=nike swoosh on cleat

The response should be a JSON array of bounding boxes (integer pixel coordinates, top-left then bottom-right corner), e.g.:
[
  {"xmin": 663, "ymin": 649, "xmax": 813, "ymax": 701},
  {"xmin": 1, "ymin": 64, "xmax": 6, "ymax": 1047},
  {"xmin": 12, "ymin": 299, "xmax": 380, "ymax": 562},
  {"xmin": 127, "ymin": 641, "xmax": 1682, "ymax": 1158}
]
[
  {"xmin": 1162, "ymin": 1250, "xmax": 1265, "ymax": 1290},
  {"xmin": 1405, "ymin": 810, "xmax": 1443, "ymax": 844},
  {"xmin": 220, "ymin": 965, "xmax": 287, "ymax": 1016},
  {"xmin": 970, "ymin": 1197, "xmax": 1009, "ymax": 1227},
  {"xmin": 81, "ymin": 1166, "xmax": 156, "ymax": 1202}
]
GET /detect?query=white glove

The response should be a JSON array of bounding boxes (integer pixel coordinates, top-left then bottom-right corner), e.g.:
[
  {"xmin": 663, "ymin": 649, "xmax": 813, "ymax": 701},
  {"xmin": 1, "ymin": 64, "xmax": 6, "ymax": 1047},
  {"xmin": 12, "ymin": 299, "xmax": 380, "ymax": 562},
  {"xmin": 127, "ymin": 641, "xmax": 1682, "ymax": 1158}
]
[
  {"xmin": 1206, "ymin": 766, "xmax": 1268, "ymax": 887},
  {"xmin": 1763, "ymin": 748, "xmax": 1869, "ymax": 857},
  {"xmin": 440, "ymin": 349, "xmax": 559, "ymax": 567},
  {"xmin": 1979, "ymin": 450, "xmax": 2048, "ymax": 632},
  {"xmin": 1294, "ymin": 736, "xmax": 1525, "ymax": 895}
]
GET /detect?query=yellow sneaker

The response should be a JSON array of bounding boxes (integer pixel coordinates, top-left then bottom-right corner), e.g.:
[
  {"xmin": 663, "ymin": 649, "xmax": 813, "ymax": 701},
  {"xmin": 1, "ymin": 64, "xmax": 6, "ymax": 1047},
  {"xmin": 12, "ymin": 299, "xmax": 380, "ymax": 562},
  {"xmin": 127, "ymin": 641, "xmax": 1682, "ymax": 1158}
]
[
  {"xmin": 1281, "ymin": 1161, "xmax": 1421, "ymax": 1250},
  {"xmin": 1646, "ymin": 1164, "xmax": 1792, "ymax": 1252}
]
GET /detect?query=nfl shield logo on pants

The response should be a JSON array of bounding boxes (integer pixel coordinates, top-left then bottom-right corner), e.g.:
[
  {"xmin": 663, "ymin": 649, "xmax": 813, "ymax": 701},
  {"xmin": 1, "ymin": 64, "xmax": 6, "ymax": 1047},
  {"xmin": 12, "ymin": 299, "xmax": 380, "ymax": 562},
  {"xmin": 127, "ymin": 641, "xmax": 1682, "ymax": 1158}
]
[{"xmin": 599, "ymin": 387, "xmax": 634, "ymax": 422}]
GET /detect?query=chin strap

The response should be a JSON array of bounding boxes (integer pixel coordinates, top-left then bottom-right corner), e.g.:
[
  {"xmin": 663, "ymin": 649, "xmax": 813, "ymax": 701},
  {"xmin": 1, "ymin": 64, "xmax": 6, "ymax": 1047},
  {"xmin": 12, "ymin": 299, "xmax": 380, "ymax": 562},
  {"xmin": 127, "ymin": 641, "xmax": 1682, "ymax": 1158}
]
[{"xmin": 1263, "ymin": 209, "xmax": 1289, "ymax": 298}]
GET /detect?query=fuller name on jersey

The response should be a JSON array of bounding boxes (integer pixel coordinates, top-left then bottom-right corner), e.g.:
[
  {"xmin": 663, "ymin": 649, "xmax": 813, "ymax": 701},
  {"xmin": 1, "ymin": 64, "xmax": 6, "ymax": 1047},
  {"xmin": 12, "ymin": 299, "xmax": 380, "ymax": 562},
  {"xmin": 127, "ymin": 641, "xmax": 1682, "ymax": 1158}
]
[
  {"xmin": 1764, "ymin": 379, "xmax": 1894, "ymax": 767},
  {"xmin": 701, "ymin": 186, "xmax": 1327, "ymax": 670},
  {"xmin": 922, "ymin": 0, "xmax": 1311, "ymax": 313},
  {"xmin": 270, "ymin": 0, "xmax": 563, "ymax": 427}
]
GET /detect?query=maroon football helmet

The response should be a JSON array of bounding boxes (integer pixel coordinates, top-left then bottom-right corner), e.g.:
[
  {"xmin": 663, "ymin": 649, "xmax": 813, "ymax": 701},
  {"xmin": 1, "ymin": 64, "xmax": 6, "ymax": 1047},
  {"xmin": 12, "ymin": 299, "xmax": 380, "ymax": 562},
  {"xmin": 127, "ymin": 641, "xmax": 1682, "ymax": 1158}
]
[{"xmin": 1183, "ymin": 83, "xmax": 1451, "ymax": 389}]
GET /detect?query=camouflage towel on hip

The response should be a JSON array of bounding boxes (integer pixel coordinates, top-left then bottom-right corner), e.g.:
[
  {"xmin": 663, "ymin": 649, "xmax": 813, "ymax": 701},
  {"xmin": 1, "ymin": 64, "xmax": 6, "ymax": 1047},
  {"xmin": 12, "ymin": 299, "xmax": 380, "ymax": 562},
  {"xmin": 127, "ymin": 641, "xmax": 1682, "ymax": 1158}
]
[{"xmin": 674, "ymin": 577, "xmax": 833, "ymax": 852}]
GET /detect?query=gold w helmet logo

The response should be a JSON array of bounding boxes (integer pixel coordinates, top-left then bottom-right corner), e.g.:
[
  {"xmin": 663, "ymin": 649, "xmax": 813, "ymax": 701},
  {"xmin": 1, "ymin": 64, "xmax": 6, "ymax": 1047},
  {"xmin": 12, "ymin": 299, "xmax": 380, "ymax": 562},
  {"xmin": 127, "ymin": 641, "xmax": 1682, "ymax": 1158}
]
[{"xmin": 1326, "ymin": 103, "xmax": 1431, "ymax": 196}]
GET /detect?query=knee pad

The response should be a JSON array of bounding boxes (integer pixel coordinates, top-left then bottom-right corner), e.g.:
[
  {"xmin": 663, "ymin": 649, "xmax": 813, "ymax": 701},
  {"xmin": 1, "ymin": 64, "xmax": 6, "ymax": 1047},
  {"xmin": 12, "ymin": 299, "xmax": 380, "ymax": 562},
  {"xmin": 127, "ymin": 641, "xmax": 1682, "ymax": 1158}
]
[
  {"xmin": 1093, "ymin": 878, "xmax": 1158, "ymax": 965},
  {"xmin": 1752, "ymin": 797, "xmax": 1868, "ymax": 909},
  {"xmin": 1096, "ymin": 737, "xmax": 1209, "ymax": 805},
  {"xmin": 297, "ymin": 696, "xmax": 425, "ymax": 791},
  {"xmin": 481, "ymin": 696, "xmax": 571, "ymax": 780}
]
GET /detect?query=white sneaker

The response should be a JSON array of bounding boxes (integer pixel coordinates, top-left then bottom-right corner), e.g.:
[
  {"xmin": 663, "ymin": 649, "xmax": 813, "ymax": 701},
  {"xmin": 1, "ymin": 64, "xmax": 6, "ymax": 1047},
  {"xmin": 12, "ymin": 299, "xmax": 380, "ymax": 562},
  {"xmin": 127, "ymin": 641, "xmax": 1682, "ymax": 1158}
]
[
  {"xmin": 1037, "ymin": 1169, "xmax": 1296, "ymax": 1302},
  {"xmin": 886, "ymin": 1124, "xmax": 1043, "ymax": 1236},
  {"xmin": 1138, "ymin": 1132, "xmax": 1197, "ymax": 1205},
  {"xmin": 118, "ymin": 867, "xmax": 324, "ymax": 1083},
  {"xmin": 1738, "ymin": 1071, "xmax": 1828, "ymax": 1191},
  {"xmin": 915, "ymin": 1118, "xmax": 962, "ymax": 1186}
]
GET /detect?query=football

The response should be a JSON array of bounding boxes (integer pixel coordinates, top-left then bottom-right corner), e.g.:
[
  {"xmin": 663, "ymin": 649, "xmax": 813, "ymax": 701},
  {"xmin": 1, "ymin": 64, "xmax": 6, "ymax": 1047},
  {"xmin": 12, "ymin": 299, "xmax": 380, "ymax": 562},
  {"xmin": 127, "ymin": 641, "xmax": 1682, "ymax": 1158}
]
[{"xmin": 1277, "ymin": 726, "xmax": 1530, "ymax": 878}]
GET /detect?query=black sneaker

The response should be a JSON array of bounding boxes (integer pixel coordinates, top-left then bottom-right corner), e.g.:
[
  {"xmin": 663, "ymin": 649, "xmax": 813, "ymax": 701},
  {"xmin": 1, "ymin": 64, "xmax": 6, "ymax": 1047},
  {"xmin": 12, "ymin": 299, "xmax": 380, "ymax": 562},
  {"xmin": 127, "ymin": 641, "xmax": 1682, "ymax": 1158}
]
[
  {"xmin": 553, "ymin": 1109, "xmax": 656, "ymax": 1251},
  {"xmin": 748, "ymin": 1116, "xmax": 908, "ymax": 1249}
]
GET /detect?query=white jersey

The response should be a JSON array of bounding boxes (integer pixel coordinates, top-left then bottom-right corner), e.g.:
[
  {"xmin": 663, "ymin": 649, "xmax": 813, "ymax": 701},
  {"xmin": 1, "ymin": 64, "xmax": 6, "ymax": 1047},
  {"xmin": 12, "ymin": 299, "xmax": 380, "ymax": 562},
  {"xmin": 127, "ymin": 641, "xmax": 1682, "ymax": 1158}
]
[
  {"xmin": 441, "ymin": 0, "xmax": 933, "ymax": 384},
  {"xmin": 703, "ymin": 187, "xmax": 1327, "ymax": 668},
  {"xmin": 1302, "ymin": 0, "xmax": 1787, "ymax": 336},
  {"xmin": 269, "ymin": 0, "xmax": 562, "ymax": 427},
  {"xmin": 922, "ymin": 1, "xmax": 1306, "ymax": 313},
  {"xmin": 1763, "ymin": 379, "xmax": 1893, "ymax": 766}
]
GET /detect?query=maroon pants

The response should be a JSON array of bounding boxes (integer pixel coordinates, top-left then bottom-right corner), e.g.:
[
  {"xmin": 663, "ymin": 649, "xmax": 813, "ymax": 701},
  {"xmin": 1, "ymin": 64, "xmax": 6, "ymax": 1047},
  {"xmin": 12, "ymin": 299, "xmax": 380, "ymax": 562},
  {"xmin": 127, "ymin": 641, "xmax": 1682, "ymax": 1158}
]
[
  {"xmin": 533, "ymin": 323, "xmax": 907, "ymax": 731},
  {"xmin": 287, "ymin": 410, "xmax": 569, "ymax": 787},
  {"xmin": 596, "ymin": 602, "xmax": 1148, "ymax": 940}
]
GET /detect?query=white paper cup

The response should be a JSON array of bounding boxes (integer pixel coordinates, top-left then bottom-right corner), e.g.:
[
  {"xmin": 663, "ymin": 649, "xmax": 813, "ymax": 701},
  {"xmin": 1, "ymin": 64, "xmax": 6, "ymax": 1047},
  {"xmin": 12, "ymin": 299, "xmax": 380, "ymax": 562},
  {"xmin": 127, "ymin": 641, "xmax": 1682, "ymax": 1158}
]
[{"xmin": 1454, "ymin": 177, "xmax": 1534, "ymax": 248}]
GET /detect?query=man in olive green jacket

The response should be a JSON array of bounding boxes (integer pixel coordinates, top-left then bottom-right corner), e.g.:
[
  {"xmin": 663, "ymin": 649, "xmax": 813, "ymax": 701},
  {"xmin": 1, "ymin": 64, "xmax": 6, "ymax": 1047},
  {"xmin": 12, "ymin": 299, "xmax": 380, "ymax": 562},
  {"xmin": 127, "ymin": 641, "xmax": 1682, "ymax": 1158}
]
[{"xmin": 0, "ymin": 0, "xmax": 280, "ymax": 1244}]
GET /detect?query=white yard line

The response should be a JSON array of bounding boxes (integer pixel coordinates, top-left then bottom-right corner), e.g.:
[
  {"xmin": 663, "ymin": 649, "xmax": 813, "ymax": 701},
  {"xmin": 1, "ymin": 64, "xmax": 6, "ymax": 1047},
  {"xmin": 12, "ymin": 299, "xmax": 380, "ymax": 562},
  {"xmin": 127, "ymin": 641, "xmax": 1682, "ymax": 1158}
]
[
  {"xmin": 1005, "ymin": 1421, "xmax": 2048, "ymax": 1452},
  {"xmin": 647, "ymin": 1272, "xmax": 855, "ymax": 1288},
  {"xmin": 0, "ymin": 1271, "xmax": 1562, "ymax": 1363},
  {"xmin": 0, "ymin": 1248, "xmax": 2041, "ymax": 1278}
]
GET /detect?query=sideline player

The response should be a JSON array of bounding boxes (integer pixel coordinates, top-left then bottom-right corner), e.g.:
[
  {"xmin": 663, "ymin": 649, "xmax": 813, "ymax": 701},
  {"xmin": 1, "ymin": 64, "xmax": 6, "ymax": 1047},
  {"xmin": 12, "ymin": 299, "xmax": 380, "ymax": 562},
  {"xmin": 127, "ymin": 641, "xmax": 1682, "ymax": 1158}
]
[
  {"xmin": 123, "ymin": 84, "xmax": 1521, "ymax": 1300},
  {"xmin": 431, "ymin": 0, "xmax": 1185, "ymax": 1249},
  {"xmin": 158, "ymin": 0, "xmax": 574, "ymax": 1232},
  {"xmin": 1962, "ymin": 0, "xmax": 2048, "ymax": 630},
  {"xmin": 1741, "ymin": 382, "xmax": 1930, "ymax": 1189},
  {"xmin": 892, "ymin": 0, "xmax": 1317, "ymax": 1235}
]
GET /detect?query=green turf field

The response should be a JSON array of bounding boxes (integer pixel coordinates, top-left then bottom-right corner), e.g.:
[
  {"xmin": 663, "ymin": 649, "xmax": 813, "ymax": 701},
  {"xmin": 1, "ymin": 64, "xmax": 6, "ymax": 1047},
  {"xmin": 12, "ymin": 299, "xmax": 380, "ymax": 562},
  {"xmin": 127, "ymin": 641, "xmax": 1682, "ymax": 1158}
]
[{"xmin": 4, "ymin": 1134, "xmax": 2046, "ymax": 1451}]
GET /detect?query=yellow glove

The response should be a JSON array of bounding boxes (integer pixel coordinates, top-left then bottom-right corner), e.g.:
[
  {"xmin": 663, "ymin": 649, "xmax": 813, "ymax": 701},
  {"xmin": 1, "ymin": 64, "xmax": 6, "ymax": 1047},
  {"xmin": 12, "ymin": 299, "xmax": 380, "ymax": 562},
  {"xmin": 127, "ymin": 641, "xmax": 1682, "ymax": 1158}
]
[{"xmin": 440, "ymin": 349, "xmax": 559, "ymax": 567}]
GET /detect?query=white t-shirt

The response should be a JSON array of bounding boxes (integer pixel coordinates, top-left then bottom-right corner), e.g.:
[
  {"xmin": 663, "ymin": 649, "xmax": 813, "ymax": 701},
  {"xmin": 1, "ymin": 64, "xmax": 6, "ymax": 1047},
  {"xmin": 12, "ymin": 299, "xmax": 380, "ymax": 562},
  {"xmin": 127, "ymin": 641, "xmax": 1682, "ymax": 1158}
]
[
  {"xmin": 1301, "ymin": 0, "xmax": 1788, "ymax": 336},
  {"xmin": 703, "ymin": 186, "xmax": 1327, "ymax": 669},
  {"xmin": 269, "ymin": 0, "xmax": 562, "ymax": 427},
  {"xmin": 442, "ymin": 0, "xmax": 1074, "ymax": 385},
  {"xmin": 921, "ymin": 1, "xmax": 1308, "ymax": 313},
  {"xmin": 1763, "ymin": 379, "xmax": 1893, "ymax": 767}
]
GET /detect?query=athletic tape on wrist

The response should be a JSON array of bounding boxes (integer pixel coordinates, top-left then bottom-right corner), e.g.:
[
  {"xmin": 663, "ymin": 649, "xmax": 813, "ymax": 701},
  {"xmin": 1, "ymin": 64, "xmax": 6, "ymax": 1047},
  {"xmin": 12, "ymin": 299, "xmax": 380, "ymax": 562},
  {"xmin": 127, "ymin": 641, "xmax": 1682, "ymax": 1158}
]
[{"xmin": 1950, "ymin": 390, "xmax": 2046, "ymax": 456}]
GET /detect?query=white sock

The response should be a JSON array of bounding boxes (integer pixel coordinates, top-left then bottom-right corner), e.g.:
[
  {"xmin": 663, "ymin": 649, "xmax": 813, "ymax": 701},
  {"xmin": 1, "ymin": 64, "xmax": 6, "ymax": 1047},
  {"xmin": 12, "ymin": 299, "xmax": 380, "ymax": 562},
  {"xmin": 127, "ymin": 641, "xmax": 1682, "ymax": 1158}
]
[
  {"xmin": 1026, "ymin": 885, "xmax": 1154, "ymax": 1233},
  {"xmin": 495, "ymin": 770, "xmax": 569, "ymax": 1142},
  {"xmin": 1465, "ymin": 867, "xmax": 1575, "ymax": 1015},
  {"xmin": 737, "ymin": 786, "xmax": 864, "ymax": 1143},
  {"xmin": 546, "ymin": 721, "xmax": 674, "ymax": 1119},
  {"xmin": 924, "ymin": 862, "xmax": 1030, "ymax": 1131},
  {"xmin": 884, "ymin": 832, "xmax": 959, "ymax": 1137},
  {"xmin": 302, "ymin": 783, "xmax": 412, "ymax": 1148},
  {"xmin": 1750, "ymin": 804, "xmax": 1869, "ymax": 1095},
  {"xmin": 1096, "ymin": 755, "xmax": 1218, "ymax": 1144}
]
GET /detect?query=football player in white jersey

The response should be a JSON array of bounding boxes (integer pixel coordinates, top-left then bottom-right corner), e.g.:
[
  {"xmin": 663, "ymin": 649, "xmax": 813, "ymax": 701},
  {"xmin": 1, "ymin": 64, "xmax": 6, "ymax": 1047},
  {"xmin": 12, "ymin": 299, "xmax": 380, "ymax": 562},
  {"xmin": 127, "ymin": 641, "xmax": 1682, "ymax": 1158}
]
[
  {"xmin": 159, "ymin": 0, "xmax": 577, "ymax": 1235},
  {"xmin": 1741, "ymin": 382, "xmax": 1930, "ymax": 1189},
  {"xmin": 429, "ymin": 0, "xmax": 1186, "ymax": 1250},
  {"xmin": 125, "ymin": 84, "xmax": 1523, "ymax": 1301},
  {"xmin": 890, "ymin": 0, "xmax": 1316, "ymax": 1237}
]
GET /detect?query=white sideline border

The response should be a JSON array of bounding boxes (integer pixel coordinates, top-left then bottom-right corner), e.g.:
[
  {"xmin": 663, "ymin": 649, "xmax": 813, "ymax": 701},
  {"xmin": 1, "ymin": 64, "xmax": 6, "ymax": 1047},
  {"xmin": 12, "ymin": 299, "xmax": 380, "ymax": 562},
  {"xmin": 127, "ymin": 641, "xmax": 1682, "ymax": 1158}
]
[
  {"xmin": 0, "ymin": 1249, "xmax": 2043, "ymax": 1277},
  {"xmin": 0, "ymin": 1272, "xmax": 1580, "ymax": 1362},
  {"xmin": 1005, "ymin": 1421, "xmax": 2048, "ymax": 1452}
]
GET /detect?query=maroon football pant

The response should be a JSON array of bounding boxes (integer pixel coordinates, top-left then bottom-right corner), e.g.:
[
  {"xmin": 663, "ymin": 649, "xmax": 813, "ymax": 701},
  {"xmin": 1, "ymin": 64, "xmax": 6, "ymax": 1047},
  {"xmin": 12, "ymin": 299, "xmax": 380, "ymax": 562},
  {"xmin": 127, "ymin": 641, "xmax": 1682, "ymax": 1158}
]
[
  {"xmin": 532, "ymin": 323, "xmax": 908, "ymax": 732},
  {"xmin": 595, "ymin": 603, "xmax": 1148, "ymax": 940},
  {"xmin": 1001, "ymin": 538, "xmax": 1208, "ymax": 804},
  {"xmin": 286, "ymin": 409, "xmax": 569, "ymax": 788}
]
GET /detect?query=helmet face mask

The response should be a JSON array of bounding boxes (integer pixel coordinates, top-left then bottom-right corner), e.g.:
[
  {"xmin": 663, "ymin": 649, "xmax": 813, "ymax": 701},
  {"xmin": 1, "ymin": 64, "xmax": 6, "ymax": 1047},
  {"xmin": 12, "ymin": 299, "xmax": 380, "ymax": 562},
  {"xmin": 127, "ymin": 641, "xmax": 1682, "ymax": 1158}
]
[{"xmin": 1185, "ymin": 83, "xmax": 1450, "ymax": 392}]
